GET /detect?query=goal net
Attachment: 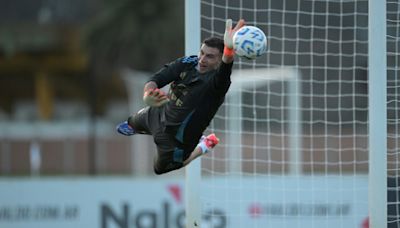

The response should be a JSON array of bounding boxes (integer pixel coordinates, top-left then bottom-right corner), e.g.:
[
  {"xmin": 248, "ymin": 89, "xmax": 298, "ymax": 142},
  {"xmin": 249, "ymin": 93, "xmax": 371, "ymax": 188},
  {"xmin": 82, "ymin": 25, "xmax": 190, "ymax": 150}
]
[
  {"xmin": 387, "ymin": 1, "xmax": 400, "ymax": 227},
  {"xmin": 192, "ymin": 0, "xmax": 395, "ymax": 227}
]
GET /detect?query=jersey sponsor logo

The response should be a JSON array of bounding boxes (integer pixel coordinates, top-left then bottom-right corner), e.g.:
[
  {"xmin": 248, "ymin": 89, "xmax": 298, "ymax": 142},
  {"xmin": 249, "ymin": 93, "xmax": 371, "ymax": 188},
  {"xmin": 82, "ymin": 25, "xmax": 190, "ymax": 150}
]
[
  {"xmin": 169, "ymin": 83, "xmax": 188, "ymax": 107},
  {"xmin": 179, "ymin": 72, "xmax": 187, "ymax": 80}
]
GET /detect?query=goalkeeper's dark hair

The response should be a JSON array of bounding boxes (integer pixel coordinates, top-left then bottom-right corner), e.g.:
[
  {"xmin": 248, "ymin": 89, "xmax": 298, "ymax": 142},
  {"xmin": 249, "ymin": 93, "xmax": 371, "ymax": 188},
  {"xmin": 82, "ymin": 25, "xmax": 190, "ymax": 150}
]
[{"xmin": 203, "ymin": 37, "xmax": 224, "ymax": 54}]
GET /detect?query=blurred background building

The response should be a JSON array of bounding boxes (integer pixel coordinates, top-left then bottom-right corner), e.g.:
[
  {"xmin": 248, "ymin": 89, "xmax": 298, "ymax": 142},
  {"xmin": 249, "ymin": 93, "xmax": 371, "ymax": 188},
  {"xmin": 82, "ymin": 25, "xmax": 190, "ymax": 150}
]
[
  {"xmin": 1, "ymin": 0, "xmax": 395, "ymax": 177},
  {"xmin": 0, "ymin": 0, "xmax": 184, "ymax": 176}
]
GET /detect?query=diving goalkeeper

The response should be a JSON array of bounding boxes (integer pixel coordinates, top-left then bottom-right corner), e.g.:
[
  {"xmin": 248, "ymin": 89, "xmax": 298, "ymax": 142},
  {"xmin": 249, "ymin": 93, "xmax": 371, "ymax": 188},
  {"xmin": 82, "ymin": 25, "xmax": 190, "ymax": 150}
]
[{"xmin": 116, "ymin": 19, "xmax": 245, "ymax": 174}]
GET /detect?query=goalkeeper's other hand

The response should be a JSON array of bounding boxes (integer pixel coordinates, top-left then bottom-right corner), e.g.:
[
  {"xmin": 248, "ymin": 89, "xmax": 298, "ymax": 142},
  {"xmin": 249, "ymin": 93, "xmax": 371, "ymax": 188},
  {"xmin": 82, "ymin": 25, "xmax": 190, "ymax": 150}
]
[
  {"xmin": 143, "ymin": 88, "xmax": 169, "ymax": 107},
  {"xmin": 223, "ymin": 19, "xmax": 245, "ymax": 49}
]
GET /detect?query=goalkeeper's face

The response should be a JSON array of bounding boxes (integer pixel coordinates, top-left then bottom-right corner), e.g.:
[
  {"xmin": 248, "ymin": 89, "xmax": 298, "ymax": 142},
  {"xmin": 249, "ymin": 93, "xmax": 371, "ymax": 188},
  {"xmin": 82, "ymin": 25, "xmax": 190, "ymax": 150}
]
[{"xmin": 197, "ymin": 44, "xmax": 222, "ymax": 74}]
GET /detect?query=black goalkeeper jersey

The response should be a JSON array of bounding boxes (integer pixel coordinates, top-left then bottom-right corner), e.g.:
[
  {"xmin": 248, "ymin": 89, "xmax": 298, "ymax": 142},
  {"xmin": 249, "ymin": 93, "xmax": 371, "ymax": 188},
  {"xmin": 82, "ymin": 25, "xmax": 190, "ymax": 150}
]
[{"xmin": 148, "ymin": 55, "xmax": 233, "ymax": 146}]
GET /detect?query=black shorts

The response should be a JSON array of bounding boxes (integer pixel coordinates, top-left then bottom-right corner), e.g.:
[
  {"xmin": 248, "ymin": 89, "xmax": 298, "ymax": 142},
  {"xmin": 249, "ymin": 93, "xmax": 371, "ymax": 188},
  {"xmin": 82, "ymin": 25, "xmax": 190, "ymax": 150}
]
[{"xmin": 128, "ymin": 106, "xmax": 194, "ymax": 174}]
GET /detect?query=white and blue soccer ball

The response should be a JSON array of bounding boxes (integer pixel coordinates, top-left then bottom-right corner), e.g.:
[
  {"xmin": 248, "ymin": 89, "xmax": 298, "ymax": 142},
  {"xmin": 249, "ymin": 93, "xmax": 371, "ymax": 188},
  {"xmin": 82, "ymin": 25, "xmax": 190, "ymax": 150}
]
[{"xmin": 233, "ymin": 25, "xmax": 268, "ymax": 59}]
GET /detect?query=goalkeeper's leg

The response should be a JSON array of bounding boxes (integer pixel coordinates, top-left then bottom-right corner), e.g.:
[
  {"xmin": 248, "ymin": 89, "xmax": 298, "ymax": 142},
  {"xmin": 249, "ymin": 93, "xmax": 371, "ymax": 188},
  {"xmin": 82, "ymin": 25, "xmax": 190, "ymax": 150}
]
[
  {"xmin": 153, "ymin": 133, "xmax": 219, "ymax": 174},
  {"xmin": 183, "ymin": 133, "xmax": 219, "ymax": 166},
  {"xmin": 116, "ymin": 107, "xmax": 151, "ymax": 136}
]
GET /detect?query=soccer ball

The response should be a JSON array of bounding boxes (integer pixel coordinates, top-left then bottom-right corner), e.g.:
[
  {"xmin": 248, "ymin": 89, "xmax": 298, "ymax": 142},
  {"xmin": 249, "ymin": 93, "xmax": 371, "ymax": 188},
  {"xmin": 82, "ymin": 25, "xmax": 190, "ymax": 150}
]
[{"xmin": 233, "ymin": 25, "xmax": 268, "ymax": 59}]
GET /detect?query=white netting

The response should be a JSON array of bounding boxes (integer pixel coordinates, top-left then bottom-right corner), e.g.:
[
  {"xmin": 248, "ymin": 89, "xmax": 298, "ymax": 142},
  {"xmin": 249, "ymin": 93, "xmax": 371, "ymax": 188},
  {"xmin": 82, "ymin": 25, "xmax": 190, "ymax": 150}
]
[
  {"xmin": 387, "ymin": 1, "xmax": 400, "ymax": 227},
  {"xmin": 199, "ymin": 0, "xmax": 373, "ymax": 227}
]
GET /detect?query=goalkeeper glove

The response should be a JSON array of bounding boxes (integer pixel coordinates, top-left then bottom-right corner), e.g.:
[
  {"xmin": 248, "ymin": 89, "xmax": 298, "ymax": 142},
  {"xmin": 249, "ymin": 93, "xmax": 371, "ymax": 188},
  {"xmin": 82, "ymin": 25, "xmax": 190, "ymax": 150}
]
[
  {"xmin": 223, "ymin": 19, "xmax": 245, "ymax": 57},
  {"xmin": 143, "ymin": 88, "xmax": 169, "ymax": 107}
]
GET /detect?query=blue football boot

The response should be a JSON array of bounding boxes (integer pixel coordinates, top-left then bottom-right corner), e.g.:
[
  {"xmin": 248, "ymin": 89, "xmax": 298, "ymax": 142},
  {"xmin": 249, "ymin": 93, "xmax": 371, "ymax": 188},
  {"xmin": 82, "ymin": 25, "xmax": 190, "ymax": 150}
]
[{"xmin": 116, "ymin": 121, "xmax": 135, "ymax": 136}]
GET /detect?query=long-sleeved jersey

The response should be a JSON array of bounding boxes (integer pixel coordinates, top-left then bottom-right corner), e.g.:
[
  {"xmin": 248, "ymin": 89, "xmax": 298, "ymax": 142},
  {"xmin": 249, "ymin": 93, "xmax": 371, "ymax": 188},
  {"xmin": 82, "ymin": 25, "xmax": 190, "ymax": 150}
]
[{"xmin": 148, "ymin": 55, "xmax": 233, "ymax": 147}]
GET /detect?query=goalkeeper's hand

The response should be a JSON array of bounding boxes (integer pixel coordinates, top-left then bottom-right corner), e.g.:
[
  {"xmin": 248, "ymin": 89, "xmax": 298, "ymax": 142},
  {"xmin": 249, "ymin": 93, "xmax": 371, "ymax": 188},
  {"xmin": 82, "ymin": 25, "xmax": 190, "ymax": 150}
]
[
  {"xmin": 223, "ymin": 19, "xmax": 245, "ymax": 49},
  {"xmin": 143, "ymin": 88, "xmax": 169, "ymax": 107}
]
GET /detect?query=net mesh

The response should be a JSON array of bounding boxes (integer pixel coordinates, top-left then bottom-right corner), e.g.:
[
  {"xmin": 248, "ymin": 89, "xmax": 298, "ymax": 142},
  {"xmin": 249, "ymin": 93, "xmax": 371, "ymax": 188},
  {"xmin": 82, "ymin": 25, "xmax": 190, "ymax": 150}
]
[
  {"xmin": 387, "ymin": 1, "xmax": 400, "ymax": 227},
  {"xmin": 199, "ymin": 0, "xmax": 374, "ymax": 227}
]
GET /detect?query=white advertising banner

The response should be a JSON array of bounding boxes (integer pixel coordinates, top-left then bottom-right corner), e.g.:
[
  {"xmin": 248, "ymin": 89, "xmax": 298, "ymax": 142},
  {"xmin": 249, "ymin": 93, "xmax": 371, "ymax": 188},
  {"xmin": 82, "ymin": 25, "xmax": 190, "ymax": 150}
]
[
  {"xmin": 0, "ymin": 176, "xmax": 368, "ymax": 228},
  {"xmin": 202, "ymin": 176, "xmax": 369, "ymax": 228}
]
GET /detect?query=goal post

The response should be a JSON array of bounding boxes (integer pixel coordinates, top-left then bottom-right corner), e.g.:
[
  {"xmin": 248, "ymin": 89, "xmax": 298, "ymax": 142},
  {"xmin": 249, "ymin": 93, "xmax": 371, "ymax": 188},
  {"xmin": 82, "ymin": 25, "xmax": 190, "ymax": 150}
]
[
  {"xmin": 184, "ymin": 0, "xmax": 201, "ymax": 227},
  {"xmin": 368, "ymin": 0, "xmax": 387, "ymax": 227}
]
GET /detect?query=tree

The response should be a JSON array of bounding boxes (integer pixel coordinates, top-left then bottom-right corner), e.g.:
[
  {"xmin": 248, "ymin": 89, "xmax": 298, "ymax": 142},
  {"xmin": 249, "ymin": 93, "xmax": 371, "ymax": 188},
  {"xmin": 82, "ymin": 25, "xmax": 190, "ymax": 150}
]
[{"xmin": 84, "ymin": 0, "xmax": 184, "ymax": 78}]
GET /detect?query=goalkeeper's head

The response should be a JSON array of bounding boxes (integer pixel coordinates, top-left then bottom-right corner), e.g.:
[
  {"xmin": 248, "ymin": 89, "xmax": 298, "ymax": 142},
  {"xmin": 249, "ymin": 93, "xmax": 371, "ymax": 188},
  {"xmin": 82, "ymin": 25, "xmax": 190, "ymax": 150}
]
[{"xmin": 197, "ymin": 37, "xmax": 224, "ymax": 73}]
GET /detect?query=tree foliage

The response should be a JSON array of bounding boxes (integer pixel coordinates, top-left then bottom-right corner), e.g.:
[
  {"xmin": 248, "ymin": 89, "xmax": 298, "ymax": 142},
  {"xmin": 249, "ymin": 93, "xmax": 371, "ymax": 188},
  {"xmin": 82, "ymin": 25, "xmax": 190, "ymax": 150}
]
[{"xmin": 84, "ymin": 0, "xmax": 184, "ymax": 76}]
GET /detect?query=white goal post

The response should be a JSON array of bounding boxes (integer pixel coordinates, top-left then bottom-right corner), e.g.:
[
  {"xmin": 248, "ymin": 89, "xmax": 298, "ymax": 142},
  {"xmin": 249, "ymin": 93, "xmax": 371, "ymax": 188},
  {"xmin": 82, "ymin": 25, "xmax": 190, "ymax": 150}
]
[
  {"xmin": 368, "ymin": 0, "xmax": 387, "ymax": 227},
  {"xmin": 184, "ymin": 0, "xmax": 202, "ymax": 227}
]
